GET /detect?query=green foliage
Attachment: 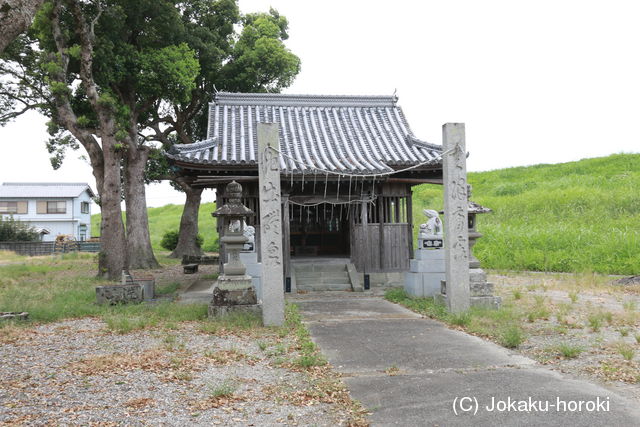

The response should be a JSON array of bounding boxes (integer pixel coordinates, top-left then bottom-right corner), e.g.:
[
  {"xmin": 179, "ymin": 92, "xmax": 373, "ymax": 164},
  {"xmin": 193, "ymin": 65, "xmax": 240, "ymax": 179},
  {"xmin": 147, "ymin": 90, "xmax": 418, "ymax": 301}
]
[
  {"xmin": 92, "ymin": 202, "xmax": 219, "ymax": 252},
  {"xmin": 0, "ymin": 217, "xmax": 39, "ymax": 242},
  {"xmin": 413, "ymin": 153, "xmax": 640, "ymax": 275},
  {"xmin": 160, "ymin": 229, "xmax": 203, "ymax": 251}
]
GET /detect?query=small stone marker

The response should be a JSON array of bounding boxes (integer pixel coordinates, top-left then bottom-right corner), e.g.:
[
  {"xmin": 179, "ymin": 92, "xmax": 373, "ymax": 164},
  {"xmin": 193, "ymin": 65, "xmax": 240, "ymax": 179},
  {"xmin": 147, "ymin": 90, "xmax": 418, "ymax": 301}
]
[
  {"xmin": 442, "ymin": 123, "xmax": 470, "ymax": 313},
  {"xmin": 257, "ymin": 123, "xmax": 285, "ymax": 326}
]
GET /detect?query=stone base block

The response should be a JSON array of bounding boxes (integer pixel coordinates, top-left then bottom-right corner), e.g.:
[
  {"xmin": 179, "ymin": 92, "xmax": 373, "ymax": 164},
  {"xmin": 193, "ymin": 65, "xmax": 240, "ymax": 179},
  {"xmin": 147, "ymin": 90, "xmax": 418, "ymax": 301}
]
[
  {"xmin": 212, "ymin": 286, "xmax": 257, "ymax": 306},
  {"xmin": 208, "ymin": 303, "xmax": 262, "ymax": 318},
  {"xmin": 216, "ymin": 275, "xmax": 253, "ymax": 290},
  {"xmin": 410, "ymin": 258, "xmax": 445, "ymax": 273},
  {"xmin": 405, "ymin": 272, "xmax": 445, "ymax": 297},
  {"xmin": 96, "ymin": 284, "xmax": 143, "ymax": 305},
  {"xmin": 469, "ymin": 268, "xmax": 487, "ymax": 284},
  {"xmin": 414, "ymin": 248, "xmax": 446, "ymax": 261},
  {"xmin": 471, "ymin": 282, "xmax": 494, "ymax": 297},
  {"xmin": 471, "ymin": 296, "xmax": 502, "ymax": 309},
  {"xmin": 136, "ymin": 278, "xmax": 155, "ymax": 301},
  {"xmin": 434, "ymin": 294, "xmax": 502, "ymax": 310}
]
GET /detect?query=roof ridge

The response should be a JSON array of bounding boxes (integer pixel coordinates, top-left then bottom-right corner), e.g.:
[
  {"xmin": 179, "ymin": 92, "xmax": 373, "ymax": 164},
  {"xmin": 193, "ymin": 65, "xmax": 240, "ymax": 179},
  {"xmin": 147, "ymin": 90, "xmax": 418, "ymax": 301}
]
[{"xmin": 214, "ymin": 92, "xmax": 398, "ymax": 108}]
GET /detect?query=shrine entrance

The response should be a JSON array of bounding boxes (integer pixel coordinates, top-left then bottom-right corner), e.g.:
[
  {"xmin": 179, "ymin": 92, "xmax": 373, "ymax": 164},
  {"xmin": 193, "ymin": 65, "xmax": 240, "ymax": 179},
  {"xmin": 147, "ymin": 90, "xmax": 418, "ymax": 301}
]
[{"xmin": 288, "ymin": 202, "xmax": 350, "ymax": 257}]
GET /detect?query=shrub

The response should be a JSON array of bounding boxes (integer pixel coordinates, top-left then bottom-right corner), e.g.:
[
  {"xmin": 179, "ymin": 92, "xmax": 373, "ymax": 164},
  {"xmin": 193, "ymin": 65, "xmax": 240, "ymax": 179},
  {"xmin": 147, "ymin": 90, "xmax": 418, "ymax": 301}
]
[
  {"xmin": 0, "ymin": 216, "xmax": 39, "ymax": 242},
  {"xmin": 160, "ymin": 230, "xmax": 203, "ymax": 251}
]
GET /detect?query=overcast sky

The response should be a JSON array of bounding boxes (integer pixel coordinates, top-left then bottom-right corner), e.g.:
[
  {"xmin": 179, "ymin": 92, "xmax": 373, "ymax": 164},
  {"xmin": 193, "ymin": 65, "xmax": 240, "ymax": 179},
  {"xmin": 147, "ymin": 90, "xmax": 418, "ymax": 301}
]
[{"xmin": 1, "ymin": 0, "xmax": 638, "ymax": 209}]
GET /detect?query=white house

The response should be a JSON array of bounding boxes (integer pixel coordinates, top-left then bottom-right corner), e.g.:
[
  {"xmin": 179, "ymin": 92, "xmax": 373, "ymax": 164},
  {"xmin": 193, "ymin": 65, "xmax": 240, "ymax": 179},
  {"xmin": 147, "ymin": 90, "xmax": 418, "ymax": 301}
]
[{"xmin": 0, "ymin": 182, "xmax": 94, "ymax": 242}]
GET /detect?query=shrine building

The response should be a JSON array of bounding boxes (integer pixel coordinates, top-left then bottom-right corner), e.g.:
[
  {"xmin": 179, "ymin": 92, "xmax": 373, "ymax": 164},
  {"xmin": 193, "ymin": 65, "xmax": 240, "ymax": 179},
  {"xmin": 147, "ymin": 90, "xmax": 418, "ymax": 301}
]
[{"xmin": 166, "ymin": 92, "xmax": 444, "ymax": 288}]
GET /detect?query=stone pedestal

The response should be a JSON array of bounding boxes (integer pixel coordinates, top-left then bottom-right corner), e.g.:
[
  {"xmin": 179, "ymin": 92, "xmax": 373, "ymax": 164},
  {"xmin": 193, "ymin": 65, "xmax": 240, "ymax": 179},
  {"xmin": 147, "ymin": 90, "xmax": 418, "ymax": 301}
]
[
  {"xmin": 436, "ymin": 269, "xmax": 502, "ymax": 309},
  {"xmin": 404, "ymin": 248, "xmax": 445, "ymax": 297},
  {"xmin": 240, "ymin": 251, "xmax": 262, "ymax": 301},
  {"xmin": 208, "ymin": 274, "xmax": 260, "ymax": 317}
]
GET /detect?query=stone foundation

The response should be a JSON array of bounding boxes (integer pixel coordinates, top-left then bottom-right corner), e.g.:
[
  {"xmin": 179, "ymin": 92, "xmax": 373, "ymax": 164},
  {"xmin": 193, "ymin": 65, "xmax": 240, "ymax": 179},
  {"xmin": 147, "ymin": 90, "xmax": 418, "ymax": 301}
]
[
  {"xmin": 96, "ymin": 284, "xmax": 143, "ymax": 305},
  {"xmin": 404, "ymin": 248, "xmax": 446, "ymax": 297},
  {"xmin": 208, "ymin": 304, "xmax": 262, "ymax": 318}
]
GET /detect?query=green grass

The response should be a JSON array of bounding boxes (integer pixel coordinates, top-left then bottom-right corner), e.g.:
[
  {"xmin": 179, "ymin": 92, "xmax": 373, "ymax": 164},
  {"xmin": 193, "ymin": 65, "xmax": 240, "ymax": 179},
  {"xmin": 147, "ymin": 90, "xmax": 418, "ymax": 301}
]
[
  {"xmin": 413, "ymin": 153, "xmax": 640, "ymax": 275},
  {"xmin": 91, "ymin": 202, "xmax": 219, "ymax": 252},
  {"xmin": 0, "ymin": 254, "xmax": 208, "ymax": 330},
  {"xmin": 556, "ymin": 343, "xmax": 584, "ymax": 358},
  {"xmin": 385, "ymin": 288, "xmax": 526, "ymax": 349}
]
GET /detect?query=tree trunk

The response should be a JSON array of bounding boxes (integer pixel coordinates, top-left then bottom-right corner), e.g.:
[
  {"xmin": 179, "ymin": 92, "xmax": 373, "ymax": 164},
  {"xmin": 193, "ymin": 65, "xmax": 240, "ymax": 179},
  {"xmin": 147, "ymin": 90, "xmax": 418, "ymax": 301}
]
[
  {"xmin": 0, "ymin": 0, "xmax": 44, "ymax": 53},
  {"xmin": 170, "ymin": 181, "xmax": 204, "ymax": 259},
  {"xmin": 98, "ymin": 137, "xmax": 127, "ymax": 279},
  {"xmin": 124, "ymin": 145, "xmax": 159, "ymax": 269}
]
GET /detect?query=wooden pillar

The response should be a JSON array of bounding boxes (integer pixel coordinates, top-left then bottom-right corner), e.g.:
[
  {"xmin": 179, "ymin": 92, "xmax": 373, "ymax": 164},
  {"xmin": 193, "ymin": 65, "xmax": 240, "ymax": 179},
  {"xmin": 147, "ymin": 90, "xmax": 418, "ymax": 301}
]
[
  {"xmin": 282, "ymin": 193, "xmax": 291, "ymax": 284},
  {"xmin": 407, "ymin": 189, "xmax": 414, "ymax": 259},
  {"xmin": 361, "ymin": 199, "xmax": 370, "ymax": 271},
  {"xmin": 378, "ymin": 189, "xmax": 385, "ymax": 270}
]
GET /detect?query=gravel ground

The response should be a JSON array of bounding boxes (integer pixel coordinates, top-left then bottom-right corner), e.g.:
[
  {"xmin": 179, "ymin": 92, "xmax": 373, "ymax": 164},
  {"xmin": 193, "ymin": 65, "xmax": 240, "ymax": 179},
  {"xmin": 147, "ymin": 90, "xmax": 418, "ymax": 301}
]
[
  {"xmin": 490, "ymin": 272, "xmax": 640, "ymax": 403},
  {"xmin": 0, "ymin": 318, "xmax": 355, "ymax": 426}
]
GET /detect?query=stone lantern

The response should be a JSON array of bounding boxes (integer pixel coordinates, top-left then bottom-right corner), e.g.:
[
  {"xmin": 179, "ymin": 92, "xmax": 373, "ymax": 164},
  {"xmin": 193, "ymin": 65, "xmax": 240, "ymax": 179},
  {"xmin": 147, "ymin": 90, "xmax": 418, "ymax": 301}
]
[
  {"xmin": 209, "ymin": 181, "xmax": 260, "ymax": 317},
  {"xmin": 466, "ymin": 185, "xmax": 492, "ymax": 268}
]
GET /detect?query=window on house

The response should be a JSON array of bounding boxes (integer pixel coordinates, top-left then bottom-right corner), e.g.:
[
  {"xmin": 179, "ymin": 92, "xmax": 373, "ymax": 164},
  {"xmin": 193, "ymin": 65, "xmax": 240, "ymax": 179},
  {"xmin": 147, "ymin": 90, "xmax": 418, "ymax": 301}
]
[
  {"xmin": 46, "ymin": 201, "xmax": 66, "ymax": 214},
  {"xmin": 0, "ymin": 202, "xmax": 18, "ymax": 214},
  {"xmin": 81, "ymin": 202, "xmax": 90, "ymax": 214},
  {"xmin": 0, "ymin": 201, "xmax": 27, "ymax": 214}
]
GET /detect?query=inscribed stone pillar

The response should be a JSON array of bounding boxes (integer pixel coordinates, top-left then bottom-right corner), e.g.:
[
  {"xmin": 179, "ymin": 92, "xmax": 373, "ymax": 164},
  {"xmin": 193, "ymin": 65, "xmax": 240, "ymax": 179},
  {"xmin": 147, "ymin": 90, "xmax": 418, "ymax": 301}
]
[
  {"xmin": 257, "ymin": 123, "xmax": 285, "ymax": 326},
  {"xmin": 443, "ymin": 123, "xmax": 470, "ymax": 313}
]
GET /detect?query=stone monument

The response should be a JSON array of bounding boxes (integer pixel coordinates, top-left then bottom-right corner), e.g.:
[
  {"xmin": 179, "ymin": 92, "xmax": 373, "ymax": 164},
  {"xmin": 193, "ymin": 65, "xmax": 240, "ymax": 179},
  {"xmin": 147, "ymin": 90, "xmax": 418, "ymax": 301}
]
[
  {"xmin": 239, "ymin": 224, "xmax": 263, "ymax": 300},
  {"xmin": 208, "ymin": 181, "xmax": 261, "ymax": 317},
  {"xmin": 257, "ymin": 123, "xmax": 285, "ymax": 326},
  {"xmin": 441, "ymin": 123, "xmax": 471, "ymax": 313},
  {"xmin": 404, "ymin": 209, "xmax": 446, "ymax": 297}
]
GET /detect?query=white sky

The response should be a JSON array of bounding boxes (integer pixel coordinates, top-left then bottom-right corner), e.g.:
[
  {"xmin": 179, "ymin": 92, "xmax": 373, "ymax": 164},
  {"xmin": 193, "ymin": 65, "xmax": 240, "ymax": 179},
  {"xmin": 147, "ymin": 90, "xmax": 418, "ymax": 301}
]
[{"xmin": 1, "ymin": 0, "xmax": 638, "ymax": 209}]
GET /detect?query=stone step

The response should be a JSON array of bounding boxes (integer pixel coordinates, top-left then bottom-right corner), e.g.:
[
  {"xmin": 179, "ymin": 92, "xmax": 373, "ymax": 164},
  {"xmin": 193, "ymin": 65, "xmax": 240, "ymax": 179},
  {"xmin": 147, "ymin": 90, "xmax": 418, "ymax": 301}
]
[
  {"xmin": 297, "ymin": 283, "xmax": 352, "ymax": 291},
  {"xmin": 295, "ymin": 271, "xmax": 350, "ymax": 280},
  {"xmin": 293, "ymin": 264, "xmax": 348, "ymax": 273}
]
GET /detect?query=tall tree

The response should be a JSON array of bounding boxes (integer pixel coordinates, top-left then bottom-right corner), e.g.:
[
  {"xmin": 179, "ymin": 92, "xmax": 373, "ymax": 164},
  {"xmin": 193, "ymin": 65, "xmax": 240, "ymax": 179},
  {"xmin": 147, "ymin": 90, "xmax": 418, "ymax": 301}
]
[
  {"xmin": 0, "ymin": 0, "xmax": 300, "ymax": 272},
  {"xmin": 0, "ymin": 0, "xmax": 45, "ymax": 53},
  {"xmin": 145, "ymin": 7, "xmax": 300, "ymax": 258}
]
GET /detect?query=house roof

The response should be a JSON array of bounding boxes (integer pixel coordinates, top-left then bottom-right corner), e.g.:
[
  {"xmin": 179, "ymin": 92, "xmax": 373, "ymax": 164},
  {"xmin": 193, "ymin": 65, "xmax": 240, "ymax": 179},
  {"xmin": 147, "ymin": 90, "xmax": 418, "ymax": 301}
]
[
  {"xmin": 0, "ymin": 183, "xmax": 95, "ymax": 198},
  {"xmin": 166, "ymin": 92, "xmax": 443, "ymax": 175}
]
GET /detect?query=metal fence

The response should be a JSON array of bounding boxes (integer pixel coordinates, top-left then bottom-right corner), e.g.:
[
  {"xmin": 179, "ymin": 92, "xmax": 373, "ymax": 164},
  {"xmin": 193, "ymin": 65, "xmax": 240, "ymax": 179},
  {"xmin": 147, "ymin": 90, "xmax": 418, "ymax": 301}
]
[{"xmin": 0, "ymin": 241, "xmax": 101, "ymax": 256}]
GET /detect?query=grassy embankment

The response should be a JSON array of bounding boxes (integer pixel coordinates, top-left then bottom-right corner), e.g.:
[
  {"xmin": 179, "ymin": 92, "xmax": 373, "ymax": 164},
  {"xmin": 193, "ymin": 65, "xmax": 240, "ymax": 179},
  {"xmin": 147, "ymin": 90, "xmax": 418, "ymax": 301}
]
[
  {"xmin": 413, "ymin": 153, "xmax": 640, "ymax": 275},
  {"xmin": 90, "ymin": 154, "xmax": 639, "ymax": 274},
  {"xmin": 91, "ymin": 202, "xmax": 219, "ymax": 252}
]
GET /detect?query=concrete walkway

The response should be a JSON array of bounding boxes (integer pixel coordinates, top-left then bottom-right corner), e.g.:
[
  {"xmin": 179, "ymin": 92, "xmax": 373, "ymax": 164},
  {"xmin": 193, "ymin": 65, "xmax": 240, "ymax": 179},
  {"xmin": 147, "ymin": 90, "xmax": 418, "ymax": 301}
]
[{"xmin": 291, "ymin": 292, "xmax": 640, "ymax": 426}]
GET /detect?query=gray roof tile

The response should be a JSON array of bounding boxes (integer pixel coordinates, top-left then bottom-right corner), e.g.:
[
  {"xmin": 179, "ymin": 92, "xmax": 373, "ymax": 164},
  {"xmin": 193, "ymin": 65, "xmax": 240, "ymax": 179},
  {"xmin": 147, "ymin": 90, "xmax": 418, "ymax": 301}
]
[{"xmin": 167, "ymin": 92, "xmax": 442, "ymax": 175}]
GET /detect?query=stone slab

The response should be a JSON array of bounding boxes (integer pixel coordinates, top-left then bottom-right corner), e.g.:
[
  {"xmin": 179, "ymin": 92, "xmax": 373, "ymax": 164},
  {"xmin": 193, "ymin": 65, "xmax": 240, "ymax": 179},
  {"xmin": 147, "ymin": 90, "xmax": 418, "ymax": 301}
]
[
  {"xmin": 410, "ymin": 258, "xmax": 446, "ymax": 273},
  {"xmin": 306, "ymin": 318, "xmax": 528, "ymax": 374},
  {"xmin": 469, "ymin": 268, "xmax": 487, "ymax": 284},
  {"xmin": 295, "ymin": 297, "xmax": 420, "ymax": 322},
  {"xmin": 405, "ymin": 272, "xmax": 445, "ymax": 297},
  {"xmin": 345, "ymin": 368, "xmax": 640, "ymax": 427},
  {"xmin": 414, "ymin": 248, "xmax": 446, "ymax": 261}
]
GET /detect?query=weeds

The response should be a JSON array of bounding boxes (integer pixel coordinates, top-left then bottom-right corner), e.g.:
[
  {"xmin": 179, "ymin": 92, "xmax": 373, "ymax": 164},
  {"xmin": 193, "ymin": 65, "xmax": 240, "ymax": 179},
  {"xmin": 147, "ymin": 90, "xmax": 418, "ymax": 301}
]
[
  {"xmin": 556, "ymin": 343, "xmax": 583, "ymax": 359},
  {"xmin": 568, "ymin": 291, "xmax": 579, "ymax": 304},
  {"xmin": 209, "ymin": 379, "xmax": 236, "ymax": 398},
  {"xmin": 617, "ymin": 343, "xmax": 635, "ymax": 361},
  {"xmin": 499, "ymin": 325, "xmax": 525, "ymax": 349}
]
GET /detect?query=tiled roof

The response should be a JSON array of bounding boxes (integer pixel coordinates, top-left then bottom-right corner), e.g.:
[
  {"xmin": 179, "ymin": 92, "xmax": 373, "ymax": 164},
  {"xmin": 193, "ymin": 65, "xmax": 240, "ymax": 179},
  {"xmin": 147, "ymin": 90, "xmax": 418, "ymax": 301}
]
[
  {"xmin": 0, "ymin": 183, "xmax": 94, "ymax": 198},
  {"xmin": 166, "ymin": 92, "xmax": 442, "ymax": 175}
]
